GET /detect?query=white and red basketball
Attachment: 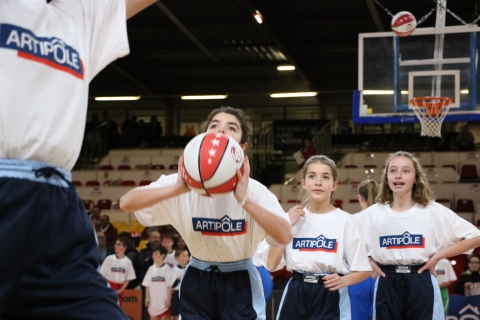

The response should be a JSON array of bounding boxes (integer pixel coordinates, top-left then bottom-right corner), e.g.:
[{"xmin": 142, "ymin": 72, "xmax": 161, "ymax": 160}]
[
  {"xmin": 391, "ymin": 11, "xmax": 417, "ymax": 37},
  {"xmin": 182, "ymin": 132, "xmax": 244, "ymax": 197}
]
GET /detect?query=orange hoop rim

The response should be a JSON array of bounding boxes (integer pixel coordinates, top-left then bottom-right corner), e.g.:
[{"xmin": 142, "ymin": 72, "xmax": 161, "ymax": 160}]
[{"xmin": 409, "ymin": 96, "xmax": 453, "ymax": 108}]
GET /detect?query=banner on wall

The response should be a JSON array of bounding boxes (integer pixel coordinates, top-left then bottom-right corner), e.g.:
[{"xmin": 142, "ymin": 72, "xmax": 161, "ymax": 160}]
[
  {"xmin": 448, "ymin": 295, "xmax": 480, "ymax": 320},
  {"xmin": 121, "ymin": 289, "xmax": 142, "ymax": 320}
]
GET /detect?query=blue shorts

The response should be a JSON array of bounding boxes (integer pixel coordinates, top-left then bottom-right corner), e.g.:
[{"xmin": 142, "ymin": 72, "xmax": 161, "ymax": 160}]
[
  {"xmin": 179, "ymin": 257, "xmax": 265, "ymax": 320},
  {"xmin": 0, "ymin": 159, "xmax": 126, "ymax": 319},
  {"xmin": 374, "ymin": 264, "xmax": 443, "ymax": 320},
  {"xmin": 257, "ymin": 266, "xmax": 273, "ymax": 303},
  {"xmin": 277, "ymin": 271, "xmax": 351, "ymax": 320}
]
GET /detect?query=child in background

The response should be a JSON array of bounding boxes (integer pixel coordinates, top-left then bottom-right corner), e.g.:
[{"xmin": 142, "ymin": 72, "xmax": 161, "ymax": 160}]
[
  {"xmin": 435, "ymin": 258, "xmax": 457, "ymax": 316},
  {"xmin": 171, "ymin": 249, "xmax": 190, "ymax": 320},
  {"xmin": 349, "ymin": 179, "xmax": 379, "ymax": 320},
  {"xmin": 161, "ymin": 233, "xmax": 177, "ymax": 267},
  {"xmin": 357, "ymin": 151, "xmax": 480, "ymax": 319},
  {"xmin": 265, "ymin": 155, "xmax": 371, "ymax": 320},
  {"xmin": 143, "ymin": 245, "xmax": 176, "ymax": 320},
  {"xmin": 100, "ymin": 237, "xmax": 136, "ymax": 305}
]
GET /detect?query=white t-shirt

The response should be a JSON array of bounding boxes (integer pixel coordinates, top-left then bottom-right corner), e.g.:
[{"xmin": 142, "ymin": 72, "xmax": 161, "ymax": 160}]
[
  {"xmin": 356, "ymin": 202, "xmax": 480, "ymax": 265},
  {"xmin": 142, "ymin": 263, "xmax": 176, "ymax": 316},
  {"xmin": 436, "ymin": 258, "xmax": 457, "ymax": 285},
  {"xmin": 165, "ymin": 250, "xmax": 178, "ymax": 267},
  {"xmin": 134, "ymin": 174, "xmax": 289, "ymax": 262},
  {"xmin": 0, "ymin": 0, "xmax": 129, "ymax": 171},
  {"xmin": 172, "ymin": 265, "xmax": 185, "ymax": 291},
  {"xmin": 100, "ymin": 254, "xmax": 136, "ymax": 284},
  {"xmin": 261, "ymin": 208, "xmax": 371, "ymax": 274}
]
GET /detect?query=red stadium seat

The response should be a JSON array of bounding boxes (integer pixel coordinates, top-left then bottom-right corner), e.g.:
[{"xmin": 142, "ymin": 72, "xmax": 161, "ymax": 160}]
[
  {"xmin": 72, "ymin": 180, "xmax": 82, "ymax": 187},
  {"xmin": 456, "ymin": 199, "xmax": 475, "ymax": 212},
  {"xmin": 121, "ymin": 180, "xmax": 136, "ymax": 186},
  {"xmin": 151, "ymin": 164, "xmax": 165, "ymax": 170},
  {"xmin": 85, "ymin": 180, "xmax": 100, "ymax": 187},
  {"xmin": 139, "ymin": 180, "xmax": 153, "ymax": 186},
  {"xmin": 117, "ymin": 165, "xmax": 132, "ymax": 171},
  {"xmin": 169, "ymin": 164, "xmax": 178, "ymax": 170},
  {"xmin": 460, "ymin": 165, "xmax": 479, "ymax": 182},
  {"xmin": 97, "ymin": 199, "xmax": 112, "ymax": 210},
  {"xmin": 333, "ymin": 199, "xmax": 343, "ymax": 209},
  {"xmin": 99, "ymin": 165, "xmax": 115, "ymax": 171},
  {"xmin": 82, "ymin": 199, "xmax": 94, "ymax": 210}
]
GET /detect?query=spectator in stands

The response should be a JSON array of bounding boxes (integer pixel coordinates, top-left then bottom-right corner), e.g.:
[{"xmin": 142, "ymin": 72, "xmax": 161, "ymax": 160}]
[
  {"xmin": 171, "ymin": 248, "xmax": 191, "ymax": 320},
  {"xmin": 145, "ymin": 115, "xmax": 163, "ymax": 145},
  {"xmin": 300, "ymin": 138, "xmax": 316, "ymax": 168},
  {"xmin": 435, "ymin": 258, "xmax": 457, "ymax": 316},
  {"xmin": 100, "ymin": 237, "xmax": 136, "ymax": 306},
  {"xmin": 349, "ymin": 179, "xmax": 379, "ymax": 320},
  {"xmin": 162, "ymin": 233, "xmax": 177, "ymax": 267},
  {"xmin": 454, "ymin": 255, "xmax": 480, "ymax": 295},
  {"xmin": 175, "ymin": 236, "xmax": 188, "ymax": 254},
  {"xmin": 90, "ymin": 215, "xmax": 100, "ymax": 229},
  {"xmin": 89, "ymin": 205, "xmax": 101, "ymax": 221},
  {"xmin": 337, "ymin": 120, "xmax": 353, "ymax": 134},
  {"xmin": 117, "ymin": 231, "xmax": 140, "ymax": 289},
  {"xmin": 455, "ymin": 124, "xmax": 476, "ymax": 151},
  {"xmin": 142, "ymin": 245, "xmax": 175, "ymax": 320},
  {"xmin": 99, "ymin": 214, "xmax": 118, "ymax": 247},
  {"xmin": 97, "ymin": 231, "xmax": 114, "ymax": 264},
  {"xmin": 137, "ymin": 230, "xmax": 162, "ymax": 320}
]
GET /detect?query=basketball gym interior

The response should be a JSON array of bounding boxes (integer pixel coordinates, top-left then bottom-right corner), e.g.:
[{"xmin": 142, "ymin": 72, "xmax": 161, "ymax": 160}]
[{"xmin": 80, "ymin": 1, "xmax": 480, "ymax": 318}]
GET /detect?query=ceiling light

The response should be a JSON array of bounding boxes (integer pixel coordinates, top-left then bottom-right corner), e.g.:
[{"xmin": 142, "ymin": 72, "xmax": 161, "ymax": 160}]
[
  {"xmin": 277, "ymin": 65, "xmax": 295, "ymax": 71},
  {"xmin": 461, "ymin": 89, "xmax": 469, "ymax": 94},
  {"xmin": 270, "ymin": 92, "xmax": 317, "ymax": 98},
  {"xmin": 94, "ymin": 96, "xmax": 140, "ymax": 101},
  {"xmin": 253, "ymin": 10, "xmax": 263, "ymax": 24},
  {"xmin": 363, "ymin": 90, "xmax": 394, "ymax": 95},
  {"xmin": 181, "ymin": 95, "xmax": 227, "ymax": 100}
]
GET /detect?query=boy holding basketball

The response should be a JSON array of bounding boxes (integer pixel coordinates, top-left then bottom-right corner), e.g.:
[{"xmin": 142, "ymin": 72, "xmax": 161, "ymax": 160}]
[{"xmin": 120, "ymin": 106, "xmax": 292, "ymax": 319}]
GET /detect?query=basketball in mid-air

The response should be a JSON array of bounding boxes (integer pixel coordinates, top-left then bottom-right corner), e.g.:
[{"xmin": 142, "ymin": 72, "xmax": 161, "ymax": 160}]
[
  {"xmin": 391, "ymin": 11, "xmax": 417, "ymax": 37},
  {"xmin": 182, "ymin": 132, "xmax": 244, "ymax": 197}
]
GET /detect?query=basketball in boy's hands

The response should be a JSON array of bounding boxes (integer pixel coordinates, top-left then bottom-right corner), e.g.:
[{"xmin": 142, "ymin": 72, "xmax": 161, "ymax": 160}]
[
  {"xmin": 391, "ymin": 11, "xmax": 416, "ymax": 37},
  {"xmin": 182, "ymin": 132, "xmax": 244, "ymax": 197}
]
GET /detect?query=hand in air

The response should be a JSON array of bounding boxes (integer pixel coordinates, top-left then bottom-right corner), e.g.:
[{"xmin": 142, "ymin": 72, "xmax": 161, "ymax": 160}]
[
  {"xmin": 288, "ymin": 205, "xmax": 306, "ymax": 226},
  {"xmin": 323, "ymin": 273, "xmax": 345, "ymax": 291},
  {"xmin": 234, "ymin": 156, "xmax": 250, "ymax": 203}
]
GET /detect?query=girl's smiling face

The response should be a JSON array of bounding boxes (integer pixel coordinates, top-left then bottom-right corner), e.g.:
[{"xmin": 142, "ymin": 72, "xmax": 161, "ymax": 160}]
[
  {"xmin": 301, "ymin": 162, "xmax": 338, "ymax": 204},
  {"xmin": 387, "ymin": 156, "xmax": 416, "ymax": 197}
]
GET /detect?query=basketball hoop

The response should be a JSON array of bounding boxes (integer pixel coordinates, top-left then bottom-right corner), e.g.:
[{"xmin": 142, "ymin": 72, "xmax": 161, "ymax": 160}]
[{"xmin": 409, "ymin": 96, "xmax": 453, "ymax": 137}]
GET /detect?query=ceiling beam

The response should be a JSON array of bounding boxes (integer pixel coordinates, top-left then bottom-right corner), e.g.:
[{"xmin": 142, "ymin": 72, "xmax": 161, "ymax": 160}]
[{"xmin": 154, "ymin": 1, "xmax": 218, "ymax": 62}]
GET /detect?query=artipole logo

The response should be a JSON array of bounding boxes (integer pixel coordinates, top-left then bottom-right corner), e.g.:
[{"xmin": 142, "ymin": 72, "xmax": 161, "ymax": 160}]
[
  {"xmin": 111, "ymin": 267, "xmax": 126, "ymax": 274},
  {"xmin": 292, "ymin": 235, "xmax": 338, "ymax": 252},
  {"xmin": 379, "ymin": 231, "xmax": 425, "ymax": 249},
  {"xmin": 152, "ymin": 276, "xmax": 166, "ymax": 282},
  {"xmin": 192, "ymin": 215, "xmax": 247, "ymax": 236},
  {"xmin": 0, "ymin": 24, "xmax": 84, "ymax": 79}
]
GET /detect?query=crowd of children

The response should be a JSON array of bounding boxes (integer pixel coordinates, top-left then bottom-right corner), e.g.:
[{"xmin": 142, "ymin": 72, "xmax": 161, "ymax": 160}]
[{"xmin": 100, "ymin": 106, "xmax": 479, "ymax": 320}]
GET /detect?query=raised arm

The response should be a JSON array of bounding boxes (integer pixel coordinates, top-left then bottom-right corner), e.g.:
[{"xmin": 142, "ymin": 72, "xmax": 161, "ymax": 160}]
[
  {"xmin": 234, "ymin": 158, "xmax": 292, "ymax": 245},
  {"xmin": 126, "ymin": 0, "xmax": 157, "ymax": 19},
  {"xmin": 120, "ymin": 157, "xmax": 190, "ymax": 213}
]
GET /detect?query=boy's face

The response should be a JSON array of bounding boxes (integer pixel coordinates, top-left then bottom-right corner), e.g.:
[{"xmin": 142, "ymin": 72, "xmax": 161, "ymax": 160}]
[
  {"xmin": 176, "ymin": 250, "xmax": 190, "ymax": 266},
  {"xmin": 114, "ymin": 241, "xmax": 126, "ymax": 254},
  {"xmin": 152, "ymin": 250, "xmax": 165, "ymax": 263},
  {"xmin": 161, "ymin": 238, "xmax": 174, "ymax": 250}
]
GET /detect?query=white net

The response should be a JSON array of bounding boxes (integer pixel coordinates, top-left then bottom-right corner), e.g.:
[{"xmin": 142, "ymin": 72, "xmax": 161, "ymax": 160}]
[{"xmin": 409, "ymin": 97, "xmax": 453, "ymax": 138}]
